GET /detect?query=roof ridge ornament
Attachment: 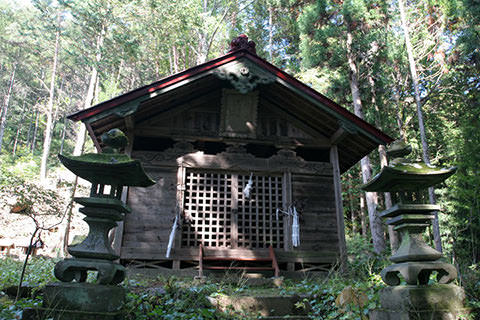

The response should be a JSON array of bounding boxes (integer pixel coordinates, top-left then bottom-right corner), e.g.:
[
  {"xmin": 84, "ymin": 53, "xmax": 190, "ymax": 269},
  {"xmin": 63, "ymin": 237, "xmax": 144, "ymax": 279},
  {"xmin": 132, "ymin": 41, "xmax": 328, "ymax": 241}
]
[{"xmin": 229, "ymin": 34, "xmax": 257, "ymax": 54}]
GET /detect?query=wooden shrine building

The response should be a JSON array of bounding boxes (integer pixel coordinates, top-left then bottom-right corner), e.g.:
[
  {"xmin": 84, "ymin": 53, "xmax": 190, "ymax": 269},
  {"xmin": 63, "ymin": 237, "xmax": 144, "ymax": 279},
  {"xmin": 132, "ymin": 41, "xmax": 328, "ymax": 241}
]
[{"xmin": 69, "ymin": 35, "xmax": 393, "ymax": 273}]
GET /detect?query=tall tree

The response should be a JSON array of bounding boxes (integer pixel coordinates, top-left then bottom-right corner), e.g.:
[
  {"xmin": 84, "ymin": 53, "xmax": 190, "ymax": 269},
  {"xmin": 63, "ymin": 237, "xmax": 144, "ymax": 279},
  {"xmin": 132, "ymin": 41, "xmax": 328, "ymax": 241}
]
[
  {"xmin": 298, "ymin": 0, "xmax": 391, "ymax": 253},
  {"xmin": 346, "ymin": 26, "xmax": 385, "ymax": 253},
  {"xmin": 397, "ymin": 0, "xmax": 450, "ymax": 252},
  {"xmin": 40, "ymin": 10, "xmax": 62, "ymax": 181},
  {"xmin": 0, "ymin": 63, "xmax": 16, "ymax": 153}
]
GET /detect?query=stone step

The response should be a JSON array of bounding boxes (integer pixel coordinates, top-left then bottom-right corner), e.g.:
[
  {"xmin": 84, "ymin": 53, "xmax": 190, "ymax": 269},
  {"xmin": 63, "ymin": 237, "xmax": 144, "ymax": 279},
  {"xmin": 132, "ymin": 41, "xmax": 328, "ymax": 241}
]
[
  {"xmin": 260, "ymin": 316, "xmax": 310, "ymax": 320},
  {"xmin": 208, "ymin": 294, "xmax": 311, "ymax": 318}
]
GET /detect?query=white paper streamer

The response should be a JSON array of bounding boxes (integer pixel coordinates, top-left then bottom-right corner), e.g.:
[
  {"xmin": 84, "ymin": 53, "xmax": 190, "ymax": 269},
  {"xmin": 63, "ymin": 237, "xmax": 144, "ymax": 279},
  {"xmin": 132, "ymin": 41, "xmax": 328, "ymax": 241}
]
[
  {"xmin": 275, "ymin": 205, "xmax": 301, "ymax": 247},
  {"xmin": 292, "ymin": 206, "xmax": 300, "ymax": 247},
  {"xmin": 243, "ymin": 173, "xmax": 254, "ymax": 200},
  {"xmin": 166, "ymin": 214, "xmax": 179, "ymax": 258}
]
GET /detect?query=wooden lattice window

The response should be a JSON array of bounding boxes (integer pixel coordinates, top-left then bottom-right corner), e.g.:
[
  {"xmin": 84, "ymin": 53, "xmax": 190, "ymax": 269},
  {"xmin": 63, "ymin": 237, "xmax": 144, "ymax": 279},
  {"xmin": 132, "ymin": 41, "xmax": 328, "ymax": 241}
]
[
  {"xmin": 237, "ymin": 173, "xmax": 284, "ymax": 249},
  {"xmin": 181, "ymin": 171, "xmax": 233, "ymax": 248},
  {"xmin": 181, "ymin": 170, "xmax": 284, "ymax": 249}
]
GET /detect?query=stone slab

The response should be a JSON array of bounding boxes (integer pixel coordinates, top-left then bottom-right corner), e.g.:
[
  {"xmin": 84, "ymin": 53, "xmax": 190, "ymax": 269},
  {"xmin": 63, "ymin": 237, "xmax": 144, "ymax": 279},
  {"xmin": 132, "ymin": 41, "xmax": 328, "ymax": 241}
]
[
  {"xmin": 369, "ymin": 309, "xmax": 471, "ymax": 320},
  {"xmin": 209, "ymin": 294, "xmax": 310, "ymax": 317},
  {"xmin": 43, "ymin": 282, "xmax": 125, "ymax": 313},
  {"xmin": 22, "ymin": 307, "xmax": 123, "ymax": 320}
]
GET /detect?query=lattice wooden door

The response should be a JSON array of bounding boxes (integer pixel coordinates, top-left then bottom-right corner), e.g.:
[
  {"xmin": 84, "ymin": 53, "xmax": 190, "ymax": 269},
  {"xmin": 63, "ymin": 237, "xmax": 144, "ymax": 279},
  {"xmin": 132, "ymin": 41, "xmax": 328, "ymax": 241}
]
[
  {"xmin": 181, "ymin": 170, "xmax": 284, "ymax": 249},
  {"xmin": 237, "ymin": 173, "xmax": 284, "ymax": 249},
  {"xmin": 181, "ymin": 171, "xmax": 233, "ymax": 248}
]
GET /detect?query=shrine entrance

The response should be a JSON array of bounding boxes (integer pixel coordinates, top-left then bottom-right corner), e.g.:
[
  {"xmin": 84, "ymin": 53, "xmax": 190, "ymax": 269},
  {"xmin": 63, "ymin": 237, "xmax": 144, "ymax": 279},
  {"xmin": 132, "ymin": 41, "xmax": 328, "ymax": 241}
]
[{"xmin": 181, "ymin": 169, "xmax": 285, "ymax": 250}]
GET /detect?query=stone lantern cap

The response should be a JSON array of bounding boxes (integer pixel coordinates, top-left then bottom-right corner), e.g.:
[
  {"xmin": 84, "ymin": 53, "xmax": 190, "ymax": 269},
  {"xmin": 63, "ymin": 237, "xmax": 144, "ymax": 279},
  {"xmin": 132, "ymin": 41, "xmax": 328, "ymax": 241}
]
[
  {"xmin": 362, "ymin": 140, "xmax": 456, "ymax": 192},
  {"xmin": 59, "ymin": 153, "xmax": 155, "ymax": 187},
  {"xmin": 362, "ymin": 163, "xmax": 456, "ymax": 192}
]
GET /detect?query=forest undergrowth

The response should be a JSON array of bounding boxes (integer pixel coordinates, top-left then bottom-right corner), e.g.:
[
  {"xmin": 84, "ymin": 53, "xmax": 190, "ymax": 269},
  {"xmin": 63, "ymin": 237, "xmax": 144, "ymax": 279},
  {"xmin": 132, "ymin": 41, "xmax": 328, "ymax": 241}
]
[{"xmin": 0, "ymin": 235, "xmax": 478, "ymax": 320}]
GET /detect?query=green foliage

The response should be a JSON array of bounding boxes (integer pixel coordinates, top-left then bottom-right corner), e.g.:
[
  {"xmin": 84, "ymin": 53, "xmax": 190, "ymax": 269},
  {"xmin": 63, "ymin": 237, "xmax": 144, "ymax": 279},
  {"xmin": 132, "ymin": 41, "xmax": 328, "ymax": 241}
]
[
  {"xmin": 345, "ymin": 234, "xmax": 389, "ymax": 280},
  {"xmin": 0, "ymin": 257, "xmax": 57, "ymax": 290},
  {"xmin": 1, "ymin": 0, "xmax": 480, "ymax": 317},
  {"xmin": 0, "ymin": 154, "xmax": 40, "ymax": 185},
  {"xmin": 0, "ymin": 257, "xmax": 56, "ymax": 320},
  {"xmin": 0, "ymin": 295, "xmax": 42, "ymax": 320},
  {"xmin": 0, "ymin": 159, "xmax": 64, "ymax": 220},
  {"xmin": 124, "ymin": 279, "xmax": 231, "ymax": 320}
]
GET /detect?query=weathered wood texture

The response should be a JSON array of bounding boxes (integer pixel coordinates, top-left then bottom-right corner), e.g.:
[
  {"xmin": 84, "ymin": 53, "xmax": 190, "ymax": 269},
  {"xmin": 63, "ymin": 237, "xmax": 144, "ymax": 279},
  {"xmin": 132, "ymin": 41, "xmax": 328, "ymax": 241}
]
[
  {"xmin": 122, "ymin": 148, "xmax": 339, "ymax": 265},
  {"xmin": 121, "ymin": 167, "xmax": 177, "ymax": 259},
  {"xmin": 126, "ymin": 93, "xmax": 328, "ymax": 149},
  {"xmin": 330, "ymin": 145, "xmax": 347, "ymax": 267},
  {"xmin": 220, "ymin": 89, "xmax": 258, "ymax": 138},
  {"xmin": 121, "ymin": 247, "xmax": 338, "ymax": 264},
  {"xmin": 291, "ymin": 173, "xmax": 338, "ymax": 259},
  {"xmin": 120, "ymin": 88, "xmax": 341, "ymax": 265}
]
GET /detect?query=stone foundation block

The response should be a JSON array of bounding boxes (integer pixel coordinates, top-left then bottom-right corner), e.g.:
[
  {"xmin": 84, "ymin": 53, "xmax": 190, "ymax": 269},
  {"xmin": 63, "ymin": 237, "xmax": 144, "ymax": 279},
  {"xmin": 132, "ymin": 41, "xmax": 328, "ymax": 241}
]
[
  {"xmin": 43, "ymin": 282, "xmax": 125, "ymax": 313},
  {"xmin": 22, "ymin": 307, "xmax": 123, "ymax": 320},
  {"xmin": 369, "ymin": 284, "xmax": 470, "ymax": 320}
]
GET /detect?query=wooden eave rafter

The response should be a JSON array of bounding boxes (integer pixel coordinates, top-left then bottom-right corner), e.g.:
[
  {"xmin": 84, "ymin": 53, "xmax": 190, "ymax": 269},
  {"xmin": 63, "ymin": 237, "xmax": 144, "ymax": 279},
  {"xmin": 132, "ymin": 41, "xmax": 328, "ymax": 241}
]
[{"xmin": 330, "ymin": 127, "xmax": 349, "ymax": 145}]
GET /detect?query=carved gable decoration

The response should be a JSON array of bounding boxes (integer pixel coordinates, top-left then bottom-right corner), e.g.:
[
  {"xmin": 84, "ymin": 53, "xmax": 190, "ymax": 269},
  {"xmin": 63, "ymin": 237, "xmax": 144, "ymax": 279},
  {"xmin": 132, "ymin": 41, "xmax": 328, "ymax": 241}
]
[
  {"xmin": 220, "ymin": 89, "xmax": 258, "ymax": 138},
  {"xmin": 214, "ymin": 59, "xmax": 275, "ymax": 94}
]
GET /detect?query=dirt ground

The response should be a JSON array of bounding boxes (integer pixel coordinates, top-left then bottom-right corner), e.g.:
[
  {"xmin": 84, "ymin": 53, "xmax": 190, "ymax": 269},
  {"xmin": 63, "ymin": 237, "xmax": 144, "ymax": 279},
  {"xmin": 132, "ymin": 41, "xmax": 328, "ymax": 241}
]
[{"xmin": 0, "ymin": 173, "xmax": 91, "ymax": 259}]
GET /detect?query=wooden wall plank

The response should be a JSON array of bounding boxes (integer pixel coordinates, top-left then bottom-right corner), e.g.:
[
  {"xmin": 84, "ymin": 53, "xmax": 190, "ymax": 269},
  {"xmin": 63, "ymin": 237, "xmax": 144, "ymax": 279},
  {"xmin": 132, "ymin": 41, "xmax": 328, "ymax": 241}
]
[
  {"xmin": 123, "ymin": 167, "xmax": 178, "ymax": 258},
  {"xmin": 123, "ymin": 147, "xmax": 340, "ymax": 266},
  {"xmin": 330, "ymin": 145, "xmax": 347, "ymax": 269},
  {"xmin": 291, "ymin": 170, "xmax": 340, "ymax": 259}
]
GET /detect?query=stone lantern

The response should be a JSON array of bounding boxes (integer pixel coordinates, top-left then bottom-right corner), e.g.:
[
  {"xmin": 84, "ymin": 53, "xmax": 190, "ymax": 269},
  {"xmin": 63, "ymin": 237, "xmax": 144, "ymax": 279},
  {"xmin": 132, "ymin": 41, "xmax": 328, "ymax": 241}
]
[
  {"xmin": 33, "ymin": 129, "xmax": 155, "ymax": 319},
  {"xmin": 364, "ymin": 141, "xmax": 467, "ymax": 319}
]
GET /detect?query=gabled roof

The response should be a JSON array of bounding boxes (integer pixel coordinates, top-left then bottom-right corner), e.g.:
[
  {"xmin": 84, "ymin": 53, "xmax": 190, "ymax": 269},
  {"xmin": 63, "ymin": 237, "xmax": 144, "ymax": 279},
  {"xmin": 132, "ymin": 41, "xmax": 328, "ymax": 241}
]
[{"xmin": 69, "ymin": 35, "xmax": 394, "ymax": 172}]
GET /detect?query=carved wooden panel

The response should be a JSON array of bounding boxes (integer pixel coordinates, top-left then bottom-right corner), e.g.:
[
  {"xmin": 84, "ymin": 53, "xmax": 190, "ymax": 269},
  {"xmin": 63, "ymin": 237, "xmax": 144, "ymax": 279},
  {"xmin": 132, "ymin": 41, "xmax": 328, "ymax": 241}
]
[{"xmin": 220, "ymin": 89, "xmax": 258, "ymax": 138}]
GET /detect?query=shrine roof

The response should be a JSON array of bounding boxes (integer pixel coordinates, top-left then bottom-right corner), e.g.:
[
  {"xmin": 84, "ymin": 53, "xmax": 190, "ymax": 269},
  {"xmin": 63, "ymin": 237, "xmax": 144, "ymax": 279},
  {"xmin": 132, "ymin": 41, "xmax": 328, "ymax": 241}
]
[{"xmin": 68, "ymin": 35, "xmax": 394, "ymax": 172}]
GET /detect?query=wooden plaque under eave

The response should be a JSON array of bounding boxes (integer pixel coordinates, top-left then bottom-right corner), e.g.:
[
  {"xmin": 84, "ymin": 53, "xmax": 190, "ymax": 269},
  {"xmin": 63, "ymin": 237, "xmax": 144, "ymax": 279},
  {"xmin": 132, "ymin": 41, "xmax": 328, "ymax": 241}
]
[{"xmin": 220, "ymin": 89, "xmax": 258, "ymax": 138}]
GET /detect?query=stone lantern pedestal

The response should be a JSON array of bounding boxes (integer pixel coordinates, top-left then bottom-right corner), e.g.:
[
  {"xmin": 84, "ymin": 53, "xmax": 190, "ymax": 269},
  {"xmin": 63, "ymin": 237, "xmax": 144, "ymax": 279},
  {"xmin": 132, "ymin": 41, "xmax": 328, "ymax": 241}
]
[
  {"xmin": 369, "ymin": 284, "xmax": 466, "ymax": 320},
  {"xmin": 363, "ymin": 141, "xmax": 469, "ymax": 320}
]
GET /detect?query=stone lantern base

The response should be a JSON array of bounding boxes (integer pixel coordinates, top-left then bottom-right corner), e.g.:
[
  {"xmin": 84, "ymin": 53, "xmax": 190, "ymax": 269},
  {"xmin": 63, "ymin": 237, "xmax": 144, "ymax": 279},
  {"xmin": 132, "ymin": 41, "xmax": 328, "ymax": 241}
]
[
  {"xmin": 369, "ymin": 284, "xmax": 470, "ymax": 320},
  {"xmin": 22, "ymin": 282, "xmax": 125, "ymax": 320}
]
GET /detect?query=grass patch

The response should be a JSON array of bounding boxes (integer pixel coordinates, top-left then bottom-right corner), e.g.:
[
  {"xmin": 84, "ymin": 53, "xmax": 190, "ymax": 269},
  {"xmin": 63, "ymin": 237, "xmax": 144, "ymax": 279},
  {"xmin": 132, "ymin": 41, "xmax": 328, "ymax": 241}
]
[{"xmin": 1, "ymin": 236, "xmax": 478, "ymax": 319}]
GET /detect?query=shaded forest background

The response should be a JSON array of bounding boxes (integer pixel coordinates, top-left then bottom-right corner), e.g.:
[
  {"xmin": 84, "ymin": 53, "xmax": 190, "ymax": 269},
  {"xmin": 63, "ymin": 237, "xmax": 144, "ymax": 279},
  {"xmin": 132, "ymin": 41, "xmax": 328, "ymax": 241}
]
[{"xmin": 0, "ymin": 0, "xmax": 479, "ymax": 275}]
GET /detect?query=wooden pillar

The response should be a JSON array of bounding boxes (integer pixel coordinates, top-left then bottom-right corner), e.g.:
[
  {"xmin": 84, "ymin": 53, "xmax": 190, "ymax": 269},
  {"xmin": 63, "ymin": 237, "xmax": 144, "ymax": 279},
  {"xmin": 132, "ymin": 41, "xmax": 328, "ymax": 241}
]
[
  {"xmin": 172, "ymin": 165, "xmax": 186, "ymax": 269},
  {"xmin": 86, "ymin": 123, "xmax": 102, "ymax": 153},
  {"xmin": 112, "ymin": 187, "xmax": 128, "ymax": 257},
  {"xmin": 283, "ymin": 171, "xmax": 295, "ymax": 272},
  {"xmin": 330, "ymin": 145, "xmax": 347, "ymax": 270},
  {"xmin": 283, "ymin": 171, "xmax": 292, "ymax": 251},
  {"xmin": 112, "ymin": 118, "xmax": 135, "ymax": 257}
]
